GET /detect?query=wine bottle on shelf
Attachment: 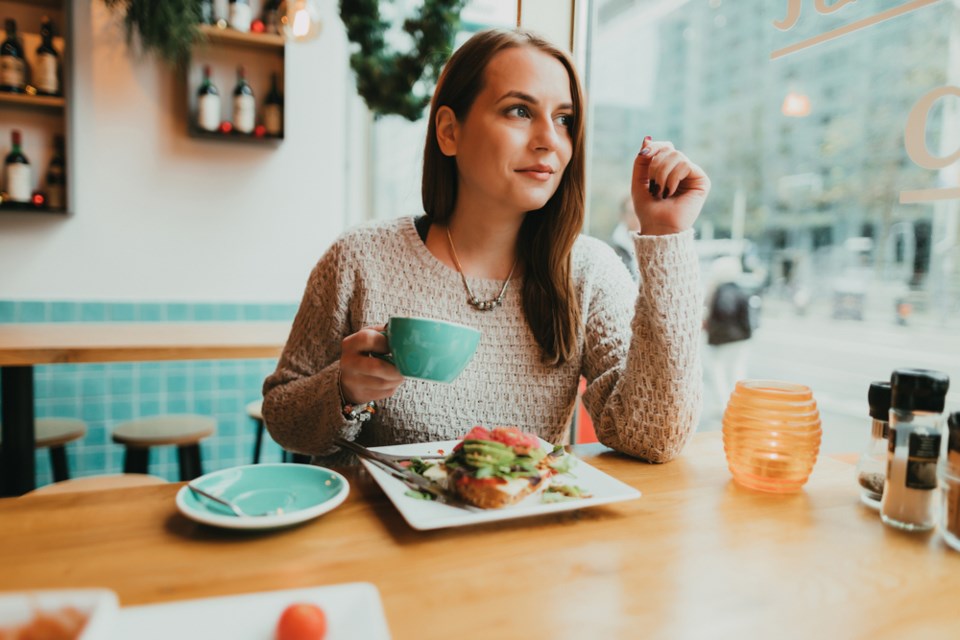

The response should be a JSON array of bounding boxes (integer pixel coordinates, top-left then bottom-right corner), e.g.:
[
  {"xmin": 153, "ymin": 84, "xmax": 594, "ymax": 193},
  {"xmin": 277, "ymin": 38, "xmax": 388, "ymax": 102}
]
[
  {"xmin": 197, "ymin": 65, "xmax": 221, "ymax": 132},
  {"xmin": 262, "ymin": 0, "xmax": 281, "ymax": 34},
  {"xmin": 229, "ymin": 0, "xmax": 252, "ymax": 33},
  {"xmin": 264, "ymin": 72, "xmax": 283, "ymax": 136},
  {"xmin": 200, "ymin": 0, "xmax": 215, "ymax": 25},
  {"xmin": 1, "ymin": 18, "xmax": 27, "ymax": 93},
  {"xmin": 3, "ymin": 130, "xmax": 32, "ymax": 203},
  {"xmin": 233, "ymin": 65, "xmax": 255, "ymax": 134},
  {"xmin": 35, "ymin": 16, "xmax": 60, "ymax": 96},
  {"xmin": 45, "ymin": 135, "xmax": 65, "ymax": 210}
]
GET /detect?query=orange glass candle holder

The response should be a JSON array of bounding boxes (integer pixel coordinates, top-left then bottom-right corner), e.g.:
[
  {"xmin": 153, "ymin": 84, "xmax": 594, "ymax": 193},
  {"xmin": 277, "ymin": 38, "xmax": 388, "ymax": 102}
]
[{"xmin": 722, "ymin": 380, "xmax": 822, "ymax": 493}]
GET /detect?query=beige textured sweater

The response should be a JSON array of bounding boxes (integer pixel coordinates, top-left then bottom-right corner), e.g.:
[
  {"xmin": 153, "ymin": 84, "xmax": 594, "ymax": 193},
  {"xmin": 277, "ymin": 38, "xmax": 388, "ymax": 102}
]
[{"xmin": 263, "ymin": 216, "xmax": 702, "ymax": 466}]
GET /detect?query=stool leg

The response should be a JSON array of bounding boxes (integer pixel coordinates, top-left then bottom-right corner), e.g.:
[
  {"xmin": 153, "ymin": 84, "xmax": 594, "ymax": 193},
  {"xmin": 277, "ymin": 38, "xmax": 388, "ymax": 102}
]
[
  {"xmin": 178, "ymin": 444, "xmax": 203, "ymax": 481},
  {"xmin": 124, "ymin": 447, "xmax": 149, "ymax": 474},
  {"xmin": 49, "ymin": 445, "xmax": 70, "ymax": 482},
  {"xmin": 252, "ymin": 419, "xmax": 264, "ymax": 464}
]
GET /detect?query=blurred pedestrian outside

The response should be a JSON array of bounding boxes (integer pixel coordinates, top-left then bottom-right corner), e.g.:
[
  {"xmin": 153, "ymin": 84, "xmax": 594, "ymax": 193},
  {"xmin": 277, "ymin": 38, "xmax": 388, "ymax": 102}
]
[{"xmin": 704, "ymin": 256, "xmax": 754, "ymax": 414}]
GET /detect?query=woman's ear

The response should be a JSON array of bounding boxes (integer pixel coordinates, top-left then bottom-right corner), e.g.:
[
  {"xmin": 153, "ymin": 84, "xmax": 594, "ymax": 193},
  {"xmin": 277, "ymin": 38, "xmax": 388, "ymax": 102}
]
[{"xmin": 435, "ymin": 106, "xmax": 459, "ymax": 157}]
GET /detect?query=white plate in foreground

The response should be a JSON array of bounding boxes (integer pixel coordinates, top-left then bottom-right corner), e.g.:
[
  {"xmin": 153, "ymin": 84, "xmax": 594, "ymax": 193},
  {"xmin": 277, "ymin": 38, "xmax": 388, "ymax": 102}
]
[
  {"xmin": 0, "ymin": 589, "xmax": 118, "ymax": 640},
  {"xmin": 361, "ymin": 439, "xmax": 641, "ymax": 530},
  {"xmin": 111, "ymin": 583, "xmax": 389, "ymax": 640}
]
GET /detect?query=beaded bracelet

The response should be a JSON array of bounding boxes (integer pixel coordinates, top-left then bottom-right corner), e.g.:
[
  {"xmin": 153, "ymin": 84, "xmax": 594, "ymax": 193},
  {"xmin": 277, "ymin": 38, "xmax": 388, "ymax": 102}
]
[{"xmin": 338, "ymin": 369, "xmax": 377, "ymax": 422}]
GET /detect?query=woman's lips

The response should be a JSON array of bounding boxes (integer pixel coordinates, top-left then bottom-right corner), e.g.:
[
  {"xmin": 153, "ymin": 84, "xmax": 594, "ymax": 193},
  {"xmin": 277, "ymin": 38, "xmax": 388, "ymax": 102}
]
[{"xmin": 515, "ymin": 165, "xmax": 555, "ymax": 182}]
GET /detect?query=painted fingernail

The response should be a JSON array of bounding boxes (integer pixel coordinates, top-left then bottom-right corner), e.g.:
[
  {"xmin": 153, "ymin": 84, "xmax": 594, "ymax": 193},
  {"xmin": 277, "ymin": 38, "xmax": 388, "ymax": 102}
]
[
  {"xmin": 639, "ymin": 135, "xmax": 653, "ymax": 156},
  {"xmin": 649, "ymin": 180, "xmax": 660, "ymax": 197},
  {"xmin": 662, "ymin": 188, "xmax": 670, "ymax": 199}
]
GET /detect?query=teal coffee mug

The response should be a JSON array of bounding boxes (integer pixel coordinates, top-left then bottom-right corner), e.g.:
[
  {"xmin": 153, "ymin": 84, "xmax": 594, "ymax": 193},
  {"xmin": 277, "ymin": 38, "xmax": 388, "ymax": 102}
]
[{"xmin": 376, "ymin": 317, "xmax": 481, "ymax": 383}]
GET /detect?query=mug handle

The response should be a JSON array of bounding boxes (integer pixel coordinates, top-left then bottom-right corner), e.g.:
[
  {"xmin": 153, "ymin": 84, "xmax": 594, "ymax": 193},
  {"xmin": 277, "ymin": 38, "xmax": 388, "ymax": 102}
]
[{"xmin": 370, "ymin": 330, "xmax": 394, "ymax": 365}]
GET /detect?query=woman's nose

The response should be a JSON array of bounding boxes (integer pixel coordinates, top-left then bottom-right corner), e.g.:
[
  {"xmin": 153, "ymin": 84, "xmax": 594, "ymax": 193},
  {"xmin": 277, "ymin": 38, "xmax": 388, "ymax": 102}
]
[{"xmin": 531, "ymin": 116, "xmax": 561, "ymax": 151}]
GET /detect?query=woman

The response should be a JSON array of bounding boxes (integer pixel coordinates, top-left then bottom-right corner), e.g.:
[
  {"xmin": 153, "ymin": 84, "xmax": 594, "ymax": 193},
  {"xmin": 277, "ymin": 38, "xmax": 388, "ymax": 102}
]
[{"xmin": 263, "ymin": 28, "xmax": 710, "ymax": 465}]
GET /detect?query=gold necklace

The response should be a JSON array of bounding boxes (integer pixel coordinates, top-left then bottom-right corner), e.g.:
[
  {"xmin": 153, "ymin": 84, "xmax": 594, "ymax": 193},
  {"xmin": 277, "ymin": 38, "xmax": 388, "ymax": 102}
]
[{"xmin": 445, "ymin": 227, "xmax": 518, "ymax": 311}]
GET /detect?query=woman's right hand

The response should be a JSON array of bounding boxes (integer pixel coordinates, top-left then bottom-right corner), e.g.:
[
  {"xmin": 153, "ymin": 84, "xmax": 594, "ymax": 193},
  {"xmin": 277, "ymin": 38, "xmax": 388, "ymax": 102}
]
[{"xmin": 339, "ymin": 325, "xmax": 405, "ymax": 404}]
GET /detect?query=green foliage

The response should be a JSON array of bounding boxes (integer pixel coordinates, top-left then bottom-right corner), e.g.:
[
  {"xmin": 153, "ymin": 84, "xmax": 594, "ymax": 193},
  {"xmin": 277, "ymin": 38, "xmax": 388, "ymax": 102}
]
[
  {"xmin": 103, "ymin": 0, "xmax": 203, "ymax": 66},
  {"xmin": 340, "ymin": 0, "xmax": 467, "ymax": 121},
  {"xmin": 103, "ymin": 0, "xmax": 467, "ymax": 118}
]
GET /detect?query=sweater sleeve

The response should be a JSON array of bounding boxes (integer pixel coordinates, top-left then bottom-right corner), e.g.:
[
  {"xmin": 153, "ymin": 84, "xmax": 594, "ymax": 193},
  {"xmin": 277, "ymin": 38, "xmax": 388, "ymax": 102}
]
[
  {"xmin": 262, "ymin": 238, "xmax": 362, "ymax": 456},
  {"xmin": 580, "ymin": 229, "xmax": 702, "ymax": 463}
]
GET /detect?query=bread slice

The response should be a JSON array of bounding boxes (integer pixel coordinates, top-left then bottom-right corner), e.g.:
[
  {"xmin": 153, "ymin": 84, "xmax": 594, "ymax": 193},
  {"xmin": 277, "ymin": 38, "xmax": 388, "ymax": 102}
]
[{"xmin": 448, "ymin": 466, "xmax": 552, "ymax": 509}]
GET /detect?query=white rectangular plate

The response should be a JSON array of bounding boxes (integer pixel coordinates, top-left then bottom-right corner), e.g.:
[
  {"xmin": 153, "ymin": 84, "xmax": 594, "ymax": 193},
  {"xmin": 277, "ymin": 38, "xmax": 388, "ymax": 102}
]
[
  {"xmin": 362, "ymin": 439, "xmax": 642, "ymax": 531},
  {"xmin": 111, "ymin": 583, "xmax": 389, "ymax": 640},
  {"xmin": 0, "ymin": 589, "xmax": 118, "ymax": 640}
]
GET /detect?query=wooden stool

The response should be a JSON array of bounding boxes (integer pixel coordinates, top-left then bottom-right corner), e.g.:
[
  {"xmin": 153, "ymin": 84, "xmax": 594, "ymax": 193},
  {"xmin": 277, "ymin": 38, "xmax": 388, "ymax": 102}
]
[
  {"xmin": 0, "ymin": 418, "xmax": 87, "ymax": 483},
  {"xmin": 246, "ymin": 399, "xmax": 309, "ymax": 464},
  {"xmin": 29, "ymin": 473, "xmax": 167, "ymax": 496},
  {"xmin": 112, "ymin": 415, "xmax": 215, "ymax": 481}
]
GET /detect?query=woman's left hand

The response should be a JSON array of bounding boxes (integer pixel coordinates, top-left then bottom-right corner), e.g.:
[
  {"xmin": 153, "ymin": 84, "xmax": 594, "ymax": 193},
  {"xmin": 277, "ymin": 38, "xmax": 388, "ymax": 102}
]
[{"xmin": 630, "ymin": 138, "xmax": 710, "ymax": 236}]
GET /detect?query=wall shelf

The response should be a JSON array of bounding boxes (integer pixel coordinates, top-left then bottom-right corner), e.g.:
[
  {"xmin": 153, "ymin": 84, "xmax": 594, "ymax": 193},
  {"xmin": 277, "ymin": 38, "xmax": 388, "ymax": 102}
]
[
  {"xmin": 0, "ymin": 92, "xmax": 65, "ymax": 111},
  {"xmin": 187, "ymin": 20, "xmax": 286, "ymax": 145},
  {"xmin": 187, "ymin": 125, "xmax": 283, "ymax": 144},
  {"xmin": 5, "ymin": 0, "xmax": 62, "ymax": 7},
  {"xmin": 197, "ymin": 25, "xmax": 284, "ymax": 52},
  {"xmin": 0, "ymin": 201, "xmax": 66, "ymax": 214},
  {"xmin": 1, "ymin": 1, "xmax": 70, "ymax": 216}
]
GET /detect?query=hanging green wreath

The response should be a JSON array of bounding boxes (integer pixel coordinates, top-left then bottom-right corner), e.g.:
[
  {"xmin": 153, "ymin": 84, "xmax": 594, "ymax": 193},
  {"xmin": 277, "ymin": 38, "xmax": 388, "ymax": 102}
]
[
  {"xmin": 103, "ymin": 0, "xmax": 203, "ymax": 65},
  {"xmin": 340, "ymin": 0, "xmax": 467, "ymax": 121}
]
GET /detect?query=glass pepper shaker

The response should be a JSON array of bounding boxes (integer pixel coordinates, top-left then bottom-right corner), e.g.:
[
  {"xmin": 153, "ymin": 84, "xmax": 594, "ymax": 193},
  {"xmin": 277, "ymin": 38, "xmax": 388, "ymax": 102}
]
[
  {"xmin": 856, "ymin": 381, "xmax": 890, "ymax": 510},
  {"xmin": 880, "ymin": 368, "xmax": 950, "ymax": 531},
  {"xmin": 939, "ymin": 412, "xmax": 960, "ymax": 552}
]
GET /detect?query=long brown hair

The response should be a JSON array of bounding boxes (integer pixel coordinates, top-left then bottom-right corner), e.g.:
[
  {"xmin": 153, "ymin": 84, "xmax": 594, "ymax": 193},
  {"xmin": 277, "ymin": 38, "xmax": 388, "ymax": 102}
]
[{"xmin": 422, "ymin": 29, "xmax": 586, "ymax": 366}]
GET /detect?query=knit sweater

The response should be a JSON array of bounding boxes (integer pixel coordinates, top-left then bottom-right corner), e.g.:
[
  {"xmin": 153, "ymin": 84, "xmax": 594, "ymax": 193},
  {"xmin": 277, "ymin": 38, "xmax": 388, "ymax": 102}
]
[{"xmin": 263, "ymin": 216, "xmax": 702, "ymax": 466}]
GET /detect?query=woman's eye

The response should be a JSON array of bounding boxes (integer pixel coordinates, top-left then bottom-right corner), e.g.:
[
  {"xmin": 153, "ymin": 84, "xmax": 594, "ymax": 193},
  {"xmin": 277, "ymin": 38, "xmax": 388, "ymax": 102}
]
[
  {"xmin": 507, "ymin": 105, "xmax": 531, "ymax": 118},
  {"xmin": 556, "ymin": 114, "xmax": 573, "ymax": 128}
]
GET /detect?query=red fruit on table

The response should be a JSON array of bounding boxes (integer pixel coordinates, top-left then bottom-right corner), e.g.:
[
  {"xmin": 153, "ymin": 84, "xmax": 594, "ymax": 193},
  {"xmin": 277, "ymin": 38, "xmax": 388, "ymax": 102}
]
[{"xmin": 275, "ymin": 603, "xmax": 327, "ymax": 640}]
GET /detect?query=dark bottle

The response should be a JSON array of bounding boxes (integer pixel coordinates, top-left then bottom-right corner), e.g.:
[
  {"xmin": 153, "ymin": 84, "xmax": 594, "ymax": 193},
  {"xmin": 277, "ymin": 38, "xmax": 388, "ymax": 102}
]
[
  {"xmin": 263, "ymin": 72, "xmax": 283, "ymax": 136},
  {"xmin": 262, "ymin": 0, "xmax": 280, "ymax": 34},
  {"xmin": 232, "ymin": 65, "xmax": 255, "ymax": 134},
  {"xmin": 45, "ymin": 135, "xmax": 65, "ymax": 210},
  {"xmin": 200, "ymin": 0, "xmax": 215, "ymax": 25},
  {"xmin": 35, "ymin": 16, "xmax": 60, "ymax": 96},
  {"xmin": 4, "ymin": 130, "xmax": 32, "ymax": 203},
  {"xmin": 197, "ymin": 65, "xmax": 221, "ymax": 132},
  {"xmin": 1, "ymin": 18, "xmax": 26, "ymax": 93}
]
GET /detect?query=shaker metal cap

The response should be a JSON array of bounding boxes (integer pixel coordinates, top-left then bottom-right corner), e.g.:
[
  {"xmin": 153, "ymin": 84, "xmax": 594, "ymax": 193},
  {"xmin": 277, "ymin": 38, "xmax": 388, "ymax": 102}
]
[
  {"xmin": 890, "ymin": 368, "xmax": 950, "ymax": 412},
  {"xmin": 868, "ymin": 381, "xmax": 891, "ymax": 420}
]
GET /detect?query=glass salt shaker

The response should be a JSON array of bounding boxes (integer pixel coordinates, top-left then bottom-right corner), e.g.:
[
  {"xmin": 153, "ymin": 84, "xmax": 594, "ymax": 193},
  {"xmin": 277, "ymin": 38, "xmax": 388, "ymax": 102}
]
[
  {"xmin": 880, "ymin": 368, "xmax": 950, "ymax": 531},
  {"xmin": 939, "ymin": 412, "xmax": 960, "ymax": 552},
  {"xmin": 856, "ymin": 381, "xmax": 890, "ymax": 510}
]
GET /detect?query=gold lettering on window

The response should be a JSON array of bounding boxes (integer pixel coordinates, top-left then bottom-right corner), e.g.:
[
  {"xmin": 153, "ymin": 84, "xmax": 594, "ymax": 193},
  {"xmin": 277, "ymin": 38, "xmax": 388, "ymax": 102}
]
[
  {"xmin": 904, "ymin": 86, "xmax": 960, "ymax": 170},
  {"xmin": 773, "ymin": 0, "xmax": 803, "ymax": 30}
]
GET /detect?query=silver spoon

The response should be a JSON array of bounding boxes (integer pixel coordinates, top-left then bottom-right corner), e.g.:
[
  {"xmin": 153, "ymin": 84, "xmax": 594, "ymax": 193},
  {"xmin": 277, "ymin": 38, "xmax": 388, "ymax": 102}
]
[{"xmin": 188, "ymin": 484, "xmax": 283, "ymax": 518}]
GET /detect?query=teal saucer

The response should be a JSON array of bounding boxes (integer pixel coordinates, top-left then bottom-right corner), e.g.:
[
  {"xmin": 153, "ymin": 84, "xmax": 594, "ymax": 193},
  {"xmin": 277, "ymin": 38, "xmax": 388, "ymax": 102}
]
[{"xmin": 176, "ymin": 463, "xmax": 349, "ymax": 530}]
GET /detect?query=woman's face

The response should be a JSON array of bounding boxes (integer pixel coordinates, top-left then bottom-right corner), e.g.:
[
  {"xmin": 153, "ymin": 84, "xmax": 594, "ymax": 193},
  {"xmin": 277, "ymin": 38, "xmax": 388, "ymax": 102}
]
[{"xmin": 444, "ymin": 46, "xmax": 574, "ymax": 218}]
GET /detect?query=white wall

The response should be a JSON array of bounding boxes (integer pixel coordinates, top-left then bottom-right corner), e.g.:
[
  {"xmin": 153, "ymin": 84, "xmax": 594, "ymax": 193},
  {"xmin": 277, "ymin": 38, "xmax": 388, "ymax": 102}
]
[{"xmin": 0, "ymin": 0, "xmax": 351, "ymax": 303}]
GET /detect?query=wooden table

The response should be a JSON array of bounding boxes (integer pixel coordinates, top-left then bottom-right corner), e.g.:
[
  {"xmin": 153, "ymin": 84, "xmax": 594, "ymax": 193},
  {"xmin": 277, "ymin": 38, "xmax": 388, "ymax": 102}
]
[
  {"xmin": 2, "ymin": 433, "xmax": 958, "ymax": 638},
  {"xmin": 0, "ymin": 322, "xmax": 290, "ymax": 496}
]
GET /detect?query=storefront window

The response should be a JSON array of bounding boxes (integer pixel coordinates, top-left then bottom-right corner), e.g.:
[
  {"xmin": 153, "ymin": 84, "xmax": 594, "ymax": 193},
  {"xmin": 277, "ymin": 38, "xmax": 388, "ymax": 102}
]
[{"xmin": 586, "ymin": 0, "xmax": 960, "ymax": 447}]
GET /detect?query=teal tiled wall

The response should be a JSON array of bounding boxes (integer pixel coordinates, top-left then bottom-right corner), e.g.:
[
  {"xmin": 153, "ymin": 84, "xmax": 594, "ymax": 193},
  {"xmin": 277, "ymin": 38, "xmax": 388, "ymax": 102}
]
[{"xmin": 0, "ymin": 300, "xmax": 298, "ymax": 487}]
